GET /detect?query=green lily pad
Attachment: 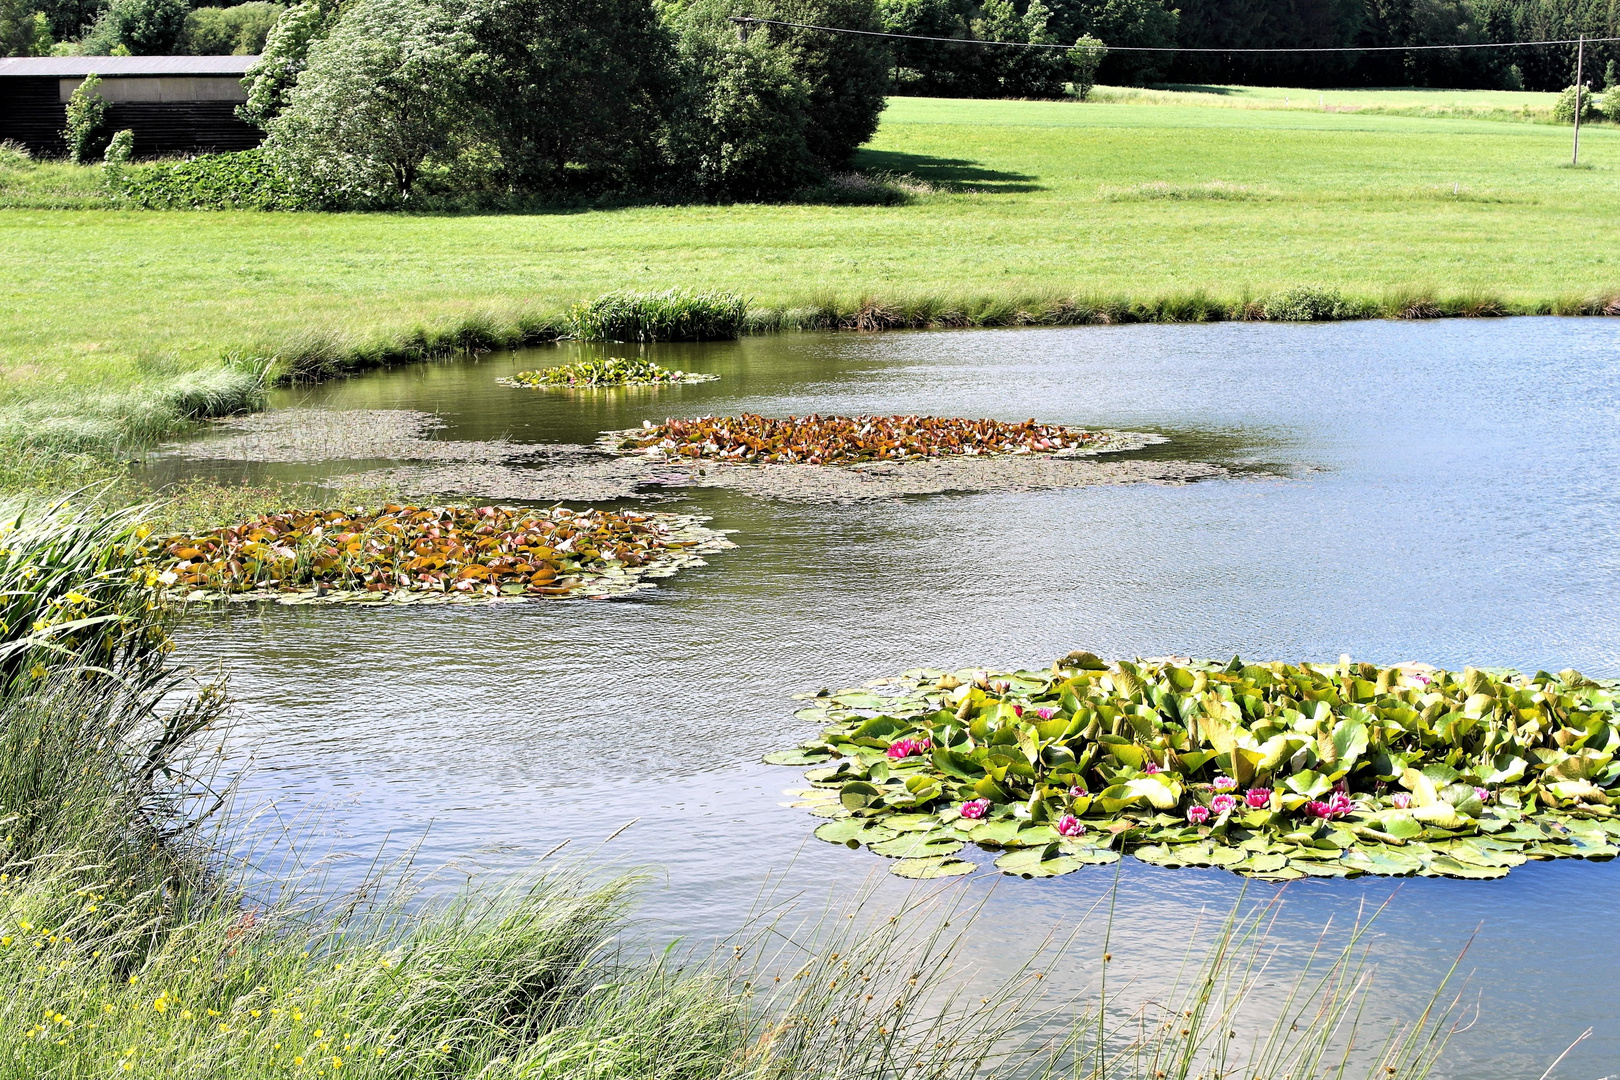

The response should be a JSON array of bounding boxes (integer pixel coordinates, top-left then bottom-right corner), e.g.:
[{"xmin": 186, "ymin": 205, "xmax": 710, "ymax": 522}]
[
  {"xmin": 994, "ymin": 847, "xmax": 1087, "ymax": 878},
  {"xmin": 814, "ymin": 819, "xmax": 898, "ymax": 848},
  {"xmin": 869, "ymin": 833, "xmax": 965, "ymax": 859},
  {"xmin": 891, "ymin": 856, "xmax": 977, "ymax": 879}
]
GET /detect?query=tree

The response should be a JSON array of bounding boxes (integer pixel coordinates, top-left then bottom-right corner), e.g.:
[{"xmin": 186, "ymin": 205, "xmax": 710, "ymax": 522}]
[
  {"xmin": 264, "ymin": 0, "xmax": 477, "ymax": 206},
  {"xmin": 239, "ymin": 0, "xmax": 341, "ymax": 129},
  {"xmin": 665, "ymin": 6, "xmax": 820, "ymax": 197},
  {"xmin": 974, "ymin": 0, "xmax": 1068, "ymax": 97},
  {"xmin": 879, "ymin": 0, "xmax": 987, "ymax": 96},
  {"xmin": 78, "ymin": 0, "xmax": 190, "ymax": 53},
  {"xmin": 742, "ymin": 0, "xmax": 891, "ymax": 167},
  {"xmin": 178, "ymin": 2, "xmax": 286, "ymax": 55},
  {"xmin": 0, "ymin": 0, "xmax": 54, "ymax": 55},
  {"xmin": 459, "ymin": 0, "xmax": 678, "ymax": 193},
  {"xmin": 1067, "ymin": 32, "xmax": 1104, "ymax": 98},
  {"xmin": 1048, "ymin": 0, "xmax": 1178, "ymax": 84}
]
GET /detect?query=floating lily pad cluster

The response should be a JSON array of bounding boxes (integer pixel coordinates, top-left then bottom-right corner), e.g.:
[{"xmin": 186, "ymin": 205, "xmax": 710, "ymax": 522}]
[
  {"xmin": 498, "ymin": 357, "xmax": 719, "ymax": 388},
  {"xmin": 152, "ymin": 505, "xmax": 732, "ymax": 604},
  {"xmin": 767, "ymin": 654, "xmax": 1620, "ymax": 880},
  {"xmin": 614, "ymin": 414, "xmax": 1107, "ymax": 465}
]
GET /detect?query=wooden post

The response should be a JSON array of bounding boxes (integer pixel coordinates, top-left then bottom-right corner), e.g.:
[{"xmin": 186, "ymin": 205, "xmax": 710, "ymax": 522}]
[{"xmin": 1573, "ymin": 33, "xmax": 1585, "ymax": 165}]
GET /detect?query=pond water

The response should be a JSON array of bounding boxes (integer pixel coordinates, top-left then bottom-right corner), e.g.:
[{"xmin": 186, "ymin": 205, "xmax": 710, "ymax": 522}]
[{"xmin": 167, "ymin": 317, "xmax": 1620, "ymax": 1078}]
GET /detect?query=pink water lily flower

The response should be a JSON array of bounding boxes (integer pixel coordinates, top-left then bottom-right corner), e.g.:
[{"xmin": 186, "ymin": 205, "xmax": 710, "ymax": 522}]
[
  {"xmin": 1035, "ymin": 707, "xmax": 1057, "ymax": 720},
  {"xmin": 1474, "ymin": 786, "xmax": 1490, "ymax": 804},
  {"xmin": 960, "ymin": 798, "xmax": 992, "ymax": 820},
  {"xmin": 1069, "ymin": 784, "xmax": 1088, "ymax": 798},
  {"xmin": 1187, "ymin": 805, "xmax": 1211, "ymax": 825},
  {"xmin": 1212, "ymin": 776, "xmax": 1237, "ymax": 793},
  {"xmin": 1143, "ymin": 761, "xmax": 1162, "ymax": 775},
  {"xmin": 1210, "ymin": 793, "xmax": 1237, "ymax": 816},
  {"xmin": 1305, "ymin": 792, "xmax": 1355, "ymax": 821},
  {"xmin": 1392, "ymin": 792, "xmax": 1412, "ymax": 810},
  {"xmin": 1244, "ymin": 788, "xmax": 1272, "ymax": 810},
  {"xmin": 886, "ymin": 737, "xmax": 931, "ymax": 760},
  {"xmin": 1056, "ymin": 815, "xmax": 1086, "ymax": 837}
]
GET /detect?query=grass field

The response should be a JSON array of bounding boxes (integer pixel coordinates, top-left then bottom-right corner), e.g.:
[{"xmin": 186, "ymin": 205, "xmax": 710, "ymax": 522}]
[
  {"xmin": 1, "ymin": 90, "xmax": 1617, "ymax": 452},
  {"xmin": 1093, "ymin": 83, "xmax": 1568, "ymax": 120}
]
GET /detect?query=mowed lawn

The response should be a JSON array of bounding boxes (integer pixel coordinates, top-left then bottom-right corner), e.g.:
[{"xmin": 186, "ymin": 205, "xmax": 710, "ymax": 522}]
[{"xmin": 2, "ymin": 93, "xmax": 1618, "ymax": 399}]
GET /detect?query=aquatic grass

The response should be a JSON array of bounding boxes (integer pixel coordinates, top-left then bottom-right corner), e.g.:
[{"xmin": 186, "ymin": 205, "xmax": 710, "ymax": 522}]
[
  {"xmin": 569, "ymin": 290, "xmax": 750, "ymax": 343},
  {"xmin": 773, "ymin": 653, "xmax": 1620, "ymax": 881}
]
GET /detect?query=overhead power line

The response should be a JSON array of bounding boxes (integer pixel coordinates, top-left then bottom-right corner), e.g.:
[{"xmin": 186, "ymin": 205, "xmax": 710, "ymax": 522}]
[{"xmin": 730, "ymin": 15, "xmax": 1620, "ymax": 54}]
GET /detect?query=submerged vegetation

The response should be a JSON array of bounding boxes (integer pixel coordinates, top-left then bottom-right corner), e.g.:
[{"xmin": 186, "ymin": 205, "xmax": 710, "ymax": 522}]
[
  {"xmin": 615, "ymin": 414, "xmax": 1113, "ymax": 465},
  {"xmin": 771, "ymin": 653, "xmax": 1620, "ymax": 880},
  {"xmin": 152, "ymin": 504, "xmax": 733, "ymax": 603},
  {"xmin": 499, "ymin": 355, "xmax": 719, "ymax": 388}
]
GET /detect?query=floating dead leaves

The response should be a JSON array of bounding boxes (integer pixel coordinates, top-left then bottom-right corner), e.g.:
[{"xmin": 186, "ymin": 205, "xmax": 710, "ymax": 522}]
[
  {"xmin": 612, "ymin": 414, "xmax": 1112, "ymax": 466},
  {"xmin": 770, "ymin": 655, "xmax": 1620, "ymax": 881},
  {"xmin": 499, "ymin": 357, "xmax": 719, "ymax": 389},
  {"xmin": 152, "ymin": 504, "xmax": 734, "ymax": 605}
]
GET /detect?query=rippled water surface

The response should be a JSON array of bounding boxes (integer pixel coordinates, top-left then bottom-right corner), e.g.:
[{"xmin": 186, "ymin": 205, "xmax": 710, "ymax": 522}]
[{"xmin": 171, "ymin": 318, "xmax": 1620, "ymax": 1077}]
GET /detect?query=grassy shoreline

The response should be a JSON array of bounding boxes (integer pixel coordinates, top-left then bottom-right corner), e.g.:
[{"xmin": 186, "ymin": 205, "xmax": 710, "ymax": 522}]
[{"xmin": 3, "ymin": 91, "xmax": 1619, "ymax": 477}]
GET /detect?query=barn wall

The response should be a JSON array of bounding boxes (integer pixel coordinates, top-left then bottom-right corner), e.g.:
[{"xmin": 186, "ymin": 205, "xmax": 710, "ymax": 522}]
[{"xmin": 0, "ymin": 76, "xmax": 261, "ymax": 159}]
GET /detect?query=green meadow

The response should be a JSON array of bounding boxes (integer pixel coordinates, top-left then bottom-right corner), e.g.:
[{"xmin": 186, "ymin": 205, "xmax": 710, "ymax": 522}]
[{"xmin": 0, "ymin": 89, "xmax": 1616, "ymax": 452}]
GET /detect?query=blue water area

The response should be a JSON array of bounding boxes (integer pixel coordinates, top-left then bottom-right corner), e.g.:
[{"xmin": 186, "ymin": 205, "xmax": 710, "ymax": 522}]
[{"xmin": 172, "ymin": 317, "xmax": 1620, "ymax": 1077}]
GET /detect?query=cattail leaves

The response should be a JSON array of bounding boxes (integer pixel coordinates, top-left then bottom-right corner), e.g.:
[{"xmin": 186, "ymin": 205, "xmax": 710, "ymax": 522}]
[{"xmin": 770, "ymin": 656, "xmax": 1620, "ymax": 881}]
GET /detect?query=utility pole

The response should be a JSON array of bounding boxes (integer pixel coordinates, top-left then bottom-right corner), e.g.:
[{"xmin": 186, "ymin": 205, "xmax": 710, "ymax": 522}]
[
  {"xmin": 729, "ymin": 14, "xmax": 751, "ymax": 42},
  {"xmin": 1573, "ymin": 33, "xmax": 1585, "ymax": 165}
]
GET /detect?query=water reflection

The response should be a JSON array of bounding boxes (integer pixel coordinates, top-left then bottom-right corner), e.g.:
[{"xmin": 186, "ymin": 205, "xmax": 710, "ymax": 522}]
[{"xmin": 172, "ymin": 318, "xmax": 1620, "ymax": 1077}]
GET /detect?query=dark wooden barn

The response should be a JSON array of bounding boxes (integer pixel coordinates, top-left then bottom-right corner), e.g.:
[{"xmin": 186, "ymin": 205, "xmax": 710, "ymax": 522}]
[{"xmin": 0, "ymin": 55, "xmax": 263, "ymax": 159}]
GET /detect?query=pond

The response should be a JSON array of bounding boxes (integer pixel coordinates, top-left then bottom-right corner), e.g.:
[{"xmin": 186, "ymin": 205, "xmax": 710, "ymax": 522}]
[{"xmin": 163, "ymin": 317, "xmax": 1620, "ymax": 1077}]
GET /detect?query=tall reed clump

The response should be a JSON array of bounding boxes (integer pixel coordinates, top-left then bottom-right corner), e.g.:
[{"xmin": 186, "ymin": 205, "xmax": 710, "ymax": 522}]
[
  {"xmin": 569, "ymin": 290, "xmax": 750, "ymax": 342},
  {"xmin": 0, "ymin": 496, "xmax": 1472, "ymax": 1080}
]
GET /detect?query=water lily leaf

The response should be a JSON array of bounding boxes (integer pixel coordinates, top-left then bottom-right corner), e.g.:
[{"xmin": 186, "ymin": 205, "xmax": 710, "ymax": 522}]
[
  {"xmin": 1234, "ymin": 852, "xmax": 1289, "ymax": 874},
  {"xmin": 891, "ymin": 856, "xmax": 976, "ymax": 879},
  {"xmin": 764, "ymin": 748, "xmax": 833, "ymax": 766},
  {"xmin": 1411, "ymin": 803, "xmax": 1467, "ymax": 829},
  {"xmin": 870, "ymin": 833, "xmax": 964, "ymax": 859},
  {"xmin": 994, "ymin": 846, "xmax": 1087, "ymax": 877},
  {"xmin": 1420, "ymin": 855, "xmax": 1508, "ymax": 879},
  {"xmin": 815, "ymin": 819, "xmax": 898, "ymax": 848},
  {"xmin": 965, "ymin": 819, "xmax": 1024, "ymax": 846}
]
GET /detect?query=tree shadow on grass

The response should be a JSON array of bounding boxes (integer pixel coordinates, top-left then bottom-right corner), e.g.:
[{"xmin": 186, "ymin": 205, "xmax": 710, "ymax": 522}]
[{"xmin": 853, "ymin": 149, "xmax": 1044, "ymax": 193}]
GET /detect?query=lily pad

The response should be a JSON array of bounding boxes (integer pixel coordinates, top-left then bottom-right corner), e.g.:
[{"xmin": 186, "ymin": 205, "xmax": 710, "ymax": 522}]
[
  {"xmin": 890, "ymin": 856, "xmax": 977, "ymax": 879},
  {"xmin": 994, "ymin": 846, "xmax": 1088, "ymax": 878},
  {"xmin": 869, "ymin": 833, "xmax": 965, "ymax": 859}
]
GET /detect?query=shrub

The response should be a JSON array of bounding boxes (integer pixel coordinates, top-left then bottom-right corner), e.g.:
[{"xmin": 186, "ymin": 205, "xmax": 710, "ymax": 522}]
[
  {"xmin": 1262, "ymin": 285, "xmax": 1353, "ymax": 322},
  {"xmin": 264, "ymin": 0, "xmax": 477, "ymax": 206},
  {"xmin": 1552, "ymin": 83, "xmax": 1600, "ymax": 123},
  {"xmin": 177, "ymin": 1, "xmax": 284, "ymax": 54},
  {"xmin": 78, "ymin": 0, "xmax": 189, "ymax": 54},
  {"xmin": 122, "ymin": 148, "xmax": 292, "ymax": 209},
  {"xmin": 570, "ymin": 289, "xmax": 749, "ymax": 341},
  {"xmin": 101, "ymin": 127, "xmax": 131, "ymax": 163},
  {"xmin": 62, "ymin": 72, "xmax": 108, "ymax": 164},
  {"xmin": 238, "ymin": 0, "xmax": 339, "ymax": 129}
]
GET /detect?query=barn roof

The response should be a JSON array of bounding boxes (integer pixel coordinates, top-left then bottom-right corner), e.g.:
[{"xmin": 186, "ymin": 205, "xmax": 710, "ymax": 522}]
[{"xmin": 0, "ymin": 56, "xmax": 259, "ymax": 77}]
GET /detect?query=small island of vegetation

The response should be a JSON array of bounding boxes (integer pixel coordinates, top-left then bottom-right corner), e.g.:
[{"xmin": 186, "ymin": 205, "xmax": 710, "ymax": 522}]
[
  {"xmin": 772, "ymin": 653, "xmax": 1620, "ymax": 880},
  {"xmin": 613, "ymin": 414, "xmax": 1119, "ymax": 465},
  {"xmin": 499, "ymin": 356, "xmax": 719, "ymax": 388}
]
